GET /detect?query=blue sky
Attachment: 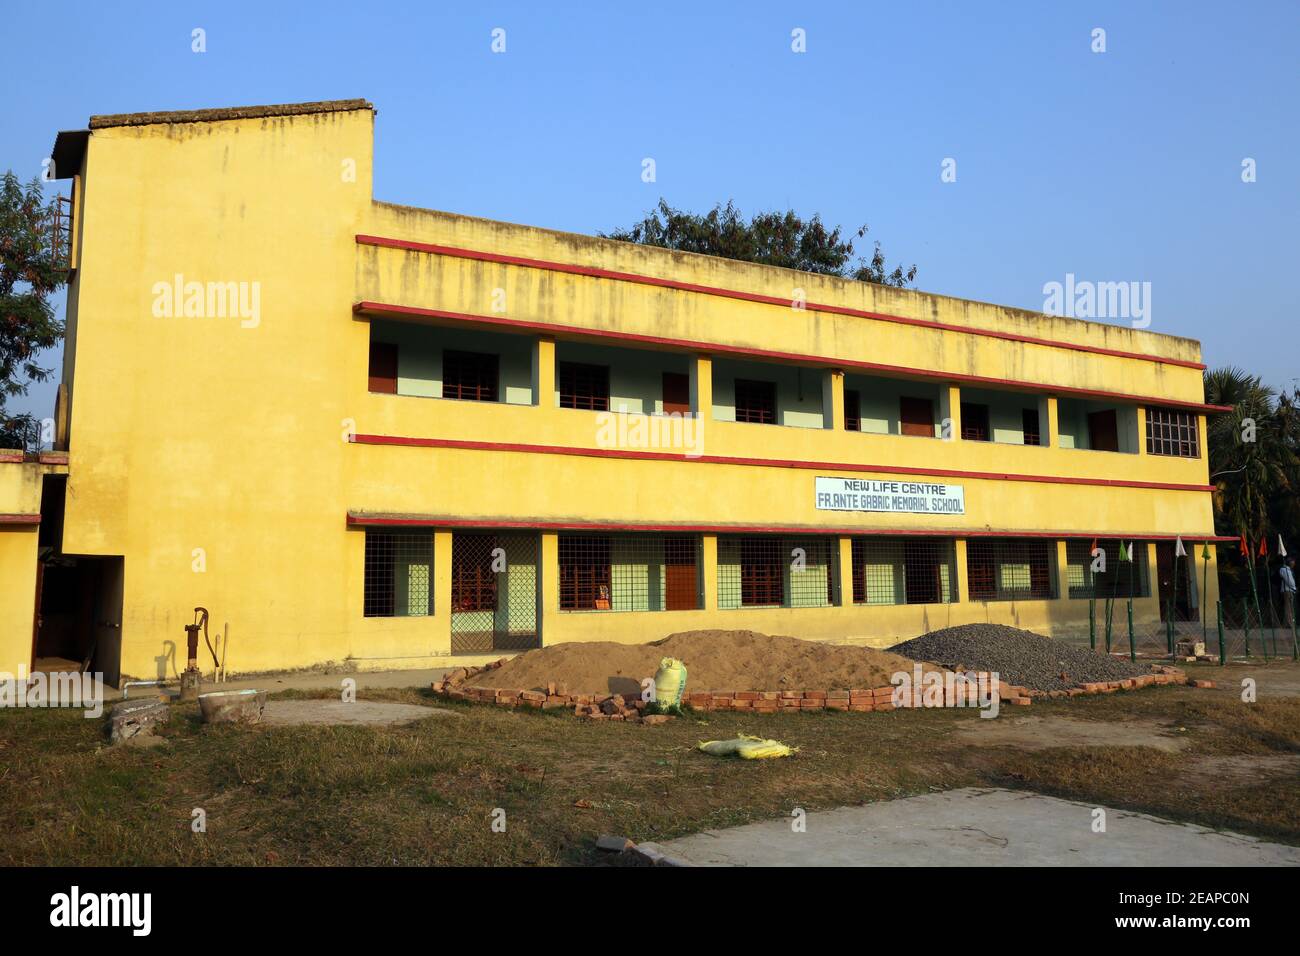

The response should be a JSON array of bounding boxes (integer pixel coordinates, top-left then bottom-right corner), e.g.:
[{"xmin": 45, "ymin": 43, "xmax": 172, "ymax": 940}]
[{"xmin": 4, "ymin": 0, "xmax": 1297, "ymax": 420}]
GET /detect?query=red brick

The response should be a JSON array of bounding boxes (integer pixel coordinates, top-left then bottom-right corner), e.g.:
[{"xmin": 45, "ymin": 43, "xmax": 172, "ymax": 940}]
[
  {"xmin": 826, "ymin": 700, "xmax": 849, "ymax": 711},
  {"xmin": 800, "ymin": 699, "xmax": 825, "ymax": 710},
  {"xmin": 804, "ymin": 690, "xmax": 827, "ymax": 700},
  {"xmin": 874, "ymin": 702, "xmax": 895, "ymax": 712},
  {"xmin": 736, "ymin": 691, "xmax": 763, "ymax": 701},
  {"xmin": 849, "ymin": 701, "xmax": 874, "ymax": 712}
]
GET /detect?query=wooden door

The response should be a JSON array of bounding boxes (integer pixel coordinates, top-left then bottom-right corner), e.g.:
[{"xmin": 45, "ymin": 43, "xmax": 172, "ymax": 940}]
[
  {"xmin": 663, "ymin": 537, "xmax": 698, "ymax": 610},
  {"xmin": 1088, "ymin": 410, "xmax": 1119, "ymax": 451},
  {"xmin": 662, "ymin": 372, "xmax": 690, "ymax": 415},
  {"xmin": 900, "ymin": 397, "xmax": 934, "ymax": 437}
]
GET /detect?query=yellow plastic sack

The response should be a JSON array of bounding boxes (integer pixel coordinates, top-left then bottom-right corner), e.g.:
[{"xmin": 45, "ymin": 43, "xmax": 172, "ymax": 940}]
[
  {"xmin": 654, "ymin": 657, "xmax": 688, "ymax": 707},
  {"xmin": 697, "ymin": 734, "xmax": 796, "ymax": 760}
]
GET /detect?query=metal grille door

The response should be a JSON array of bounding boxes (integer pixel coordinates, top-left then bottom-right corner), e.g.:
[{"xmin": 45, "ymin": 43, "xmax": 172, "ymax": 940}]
[{"xmin": 450, "ymin": 532, "xmax": 540, "ymax": 654}]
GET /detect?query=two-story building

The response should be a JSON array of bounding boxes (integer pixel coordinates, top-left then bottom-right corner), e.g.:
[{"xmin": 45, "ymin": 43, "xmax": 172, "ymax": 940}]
[{"xmin": 0, "ymin": 99, "xmax": 1232, "ymax": 685}]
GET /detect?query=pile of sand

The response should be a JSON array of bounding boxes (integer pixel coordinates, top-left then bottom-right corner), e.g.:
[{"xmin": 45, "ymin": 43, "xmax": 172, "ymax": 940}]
[{"xmin": 464, "ymin": 629, "xmax": 945, "ymax": 696}]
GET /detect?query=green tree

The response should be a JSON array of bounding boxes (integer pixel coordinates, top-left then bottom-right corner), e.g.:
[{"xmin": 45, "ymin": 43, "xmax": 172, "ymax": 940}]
[
  {"xmin": 1204, "ymin": 366, "xmax": 1300, "ymax": 608},
  {"xmin": 1, "ymin": 171, "xmax": 66, "ymax": 449},
  {"xmin": 602, "ymin": 199, "xmax": 917, "ymax": 287}
]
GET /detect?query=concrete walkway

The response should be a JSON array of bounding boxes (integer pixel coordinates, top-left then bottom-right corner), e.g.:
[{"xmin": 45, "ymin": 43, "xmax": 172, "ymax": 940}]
[
  {"xmin": 119, "ymin": 668, "xmax": 451, "ymax": 699},
  {"xmin": 659, "ymin": 788, "xmax": 1300, "ymax": 866}
]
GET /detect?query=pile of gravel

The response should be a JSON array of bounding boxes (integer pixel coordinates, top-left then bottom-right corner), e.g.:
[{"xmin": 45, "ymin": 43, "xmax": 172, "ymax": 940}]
[{"xmin": 889, "ymin": 624, "xmax": 1152, "ymax": 692}]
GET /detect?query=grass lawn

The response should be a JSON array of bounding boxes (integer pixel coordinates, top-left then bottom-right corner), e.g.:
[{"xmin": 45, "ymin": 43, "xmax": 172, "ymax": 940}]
[{"xmin": 2, "ymin": 666, "xmax": 1298, "ymax": 865}]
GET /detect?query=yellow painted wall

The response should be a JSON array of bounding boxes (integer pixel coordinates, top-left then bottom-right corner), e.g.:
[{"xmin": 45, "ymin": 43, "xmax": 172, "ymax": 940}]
[
  {"xmin": 0, "ymin": 463, "xmax": 62, "ymax": 674},
  {"xmin": 50, "ymin": 102, "xmax": 1221, "ymax": 680}
]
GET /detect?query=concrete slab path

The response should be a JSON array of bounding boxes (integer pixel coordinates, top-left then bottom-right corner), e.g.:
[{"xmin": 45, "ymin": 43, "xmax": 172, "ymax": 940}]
[{"xmin": 659, "ymin": 788, "xmax": 1300, "ymax": 867}]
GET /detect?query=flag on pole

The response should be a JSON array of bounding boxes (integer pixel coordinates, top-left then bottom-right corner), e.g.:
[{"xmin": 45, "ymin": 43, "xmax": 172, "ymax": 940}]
[
  {"xmin": 1090, "ymin": 537, "xmax": 1098, "ymax": 554},
  {"xmin": 1258, "ymin": 538, "xmax": 1268, "ymax": 558},
  {"xmin": 1119, "ymin": 542, "xmax": 1131, "ymax": 562},
  {"xmin": 1201, "ymin": 542, "xmax": 1211, "ymax": 560},
  {"xmin": 1240, "ymin": 535, "xmax": 1249, "ymax": 558},
  {"xmin": 1174, "ymin": 536, "xmax": 1186, "ymax": 558},
  {"xmin": 1281, "ymin": 535, "xmax": 1289, "ymax": 559}
]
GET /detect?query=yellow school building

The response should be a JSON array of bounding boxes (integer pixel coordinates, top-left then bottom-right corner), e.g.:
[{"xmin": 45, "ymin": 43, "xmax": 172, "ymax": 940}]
[{"xmin": 0, "ymin": 99, "xmax": 1232, "ymax": 685}]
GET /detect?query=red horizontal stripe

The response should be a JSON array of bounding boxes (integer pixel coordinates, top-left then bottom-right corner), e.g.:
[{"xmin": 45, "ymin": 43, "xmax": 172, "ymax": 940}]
[
  {"xmin": 355, "ymin": 301, "xmax": 1230, "ymax": 415},
  {"xmin": 345, "ymin": 512, "xmax": 1231, "ymax": 542},
  {"xmin": 351, "ymin": 433, "xmax": 1216, "ymax": 493},
  {"xmin": 0, "ymin": 513, "xmax": 40, "ymax": 526},
  {"xmin": 356, "ymin": 234, "xmax": 1208, "ymax": 370}
]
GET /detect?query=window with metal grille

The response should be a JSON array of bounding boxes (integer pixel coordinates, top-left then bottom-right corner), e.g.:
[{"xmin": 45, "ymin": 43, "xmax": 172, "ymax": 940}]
[
  {"xmin": 961, "ymin": 403, "xmax": 990, "ymax": 442},
  {"xmin": 966, "ymin": 538, "xmax": 1056, "ymax": 601},
  {"xmin": 559, "ymin": 361, "xmax": 610, "ymax": 411},
  {"xmin": 734, "ymin": 379, "xmax": 777, "ymax": 424},
  {"xmin": 450, "ymin": 531, "xmax": 540, "ymax": 653},
  {"xmin": 442, "ymin": 350, "xmax": 499, "ymax": 402},
  {"xmin": 1022, "ymin": 408, "xmax": 1041, "ymax": 446},
  {"xmin": 852, "ymin": 538, "xmax": 958, "ymax": 605},
  {"xmin": 718, "ymin": 536, "xmax": 836, "ymax": 609},
  {"xmin": 451, "ymin": 534, "xmax": 497, "ymax": 611},
  {"xmin": 558, "ymin": 533, "xmax": 701, "ymax": 611},
  {"xmin": 844, "ymin": 389, "xmax": 861, "ymax": 431},
  {"xmin": 363, "ymin": 530, "xmax": 433, "ymax": 617},
  {"xmin": 1145, "ymin": 407, "xmax": 1199, "ymax": 458},
  {"xmin": 1065, "ymin": 539, "xmax": 1149, "ymax": 598}
]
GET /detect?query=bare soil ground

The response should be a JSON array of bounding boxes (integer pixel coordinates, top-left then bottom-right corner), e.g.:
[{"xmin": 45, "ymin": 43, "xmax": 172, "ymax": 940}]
[{"xmin": 465, "ymin": 629, "xmax": 946, "ymax": 696}]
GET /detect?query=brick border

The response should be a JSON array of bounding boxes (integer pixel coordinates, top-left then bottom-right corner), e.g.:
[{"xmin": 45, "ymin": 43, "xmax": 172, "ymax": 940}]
[{"xmin": 432, "ymin": 662, "xmax": 1202, "ymax": 720}]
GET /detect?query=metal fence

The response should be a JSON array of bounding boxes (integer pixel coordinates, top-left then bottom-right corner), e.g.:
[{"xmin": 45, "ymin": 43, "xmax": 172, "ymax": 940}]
[
  {"xmin": 851, "ymin": 537, "xmax": 957, "ymax": 605},
  {"xmin": 450, "ymin": 532, "xmax": 540, "ymax": 653},
  {"xmin": 966, "ymin": 538, "xmax": 1057, "ymax": 602},
  {"xmin": 1053, "ymin": 596, "xmax": 1299, "ymax": 663},
  {"xmin": 363, "ymin": 530, "xmax": 434, "ymax": 617},
  {"xmin": 557, "ymin": 533, "xmax": 702, "ymax": 612},
  {"xmin": 717, "ymin": 535, "xmax": 837, "ymax": 609},
  {"xmin": 1065, "ymin": 539, "xmax": 1150, "ymax": 599}
]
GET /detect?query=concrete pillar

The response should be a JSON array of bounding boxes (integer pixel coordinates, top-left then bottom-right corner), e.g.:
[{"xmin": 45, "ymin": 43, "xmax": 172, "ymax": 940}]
[
  {"xmin": 940, "ymin": 384, "xmax": 961, "ymax": 441},
  {"xmin": 1042, "ymin": 395, "xmax": 1057, "ymax": 447},
  {"xmin": 1054, "ymin": 540, "xmax": 1070, "ymax": 600},
  {"xmin": 838, "ymin": 536, "xmax": 855, "ymax": 606},
  {"xmin": 702, "ymin": 534, "xmax": 718, "ymax": 611},
  {"xmin": 540, "ymin": 531, "xmax": 559, "ymax": 642},
  {"xmin": 533, "ymin": 336, "xmax": 555, "ymax": 407},
  {"xmin": 823, "ymin": 369, "xmax": 845, "ymax": 430},
  {"xmin": 954, "ymin": 538, "xmax": 970, "ymax": 603},
  {"xmin": 691, "ymin": 354, "xmax": 713, "ymax": 420},
  {"xmin": 432, "ymin": 530, "xmax": 454, "ymax": 655},
  {"xmin": 1136, "ymin": 405, "xmax": 1148, "ymax": 456}
]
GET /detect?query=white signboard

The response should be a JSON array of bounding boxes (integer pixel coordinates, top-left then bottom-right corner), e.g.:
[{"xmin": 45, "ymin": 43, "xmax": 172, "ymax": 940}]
[{"xmin": 815, "ymin": 476, "xmax": 965, "ymax": 516}]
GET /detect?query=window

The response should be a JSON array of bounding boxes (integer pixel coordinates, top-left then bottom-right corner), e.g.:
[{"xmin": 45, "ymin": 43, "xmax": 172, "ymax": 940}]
[
  {"xmin": 1022, "ymin": 408, "xmax": 1041, "ymax": 446},
  {"xmin": 559, "ymin": 361, "xmax": 610, "ymax": 411},
  {"xmin": 739, "ymin": 537, "xmax": 783, "ymax": 606},
  {"xmin": 1065, "ymin": 539, "xmax": 1149, "ymax": 599},
  {"xmin": 368, "ymin": 341, "xmax": 398, "ymax": 394},
  {"xmin": 559, "ymin": 535, "xmax": 611, "ymax": 609},
  {"xmin": 451, "ymin": 534, "xmax": 497, "ymax": 612},
  {"xmin": 718, "ymin": 536, "xmax": 836, "ymax": 608},
  {"xmin": 845, "ymin": 389, "xmax": 861, "ymax": 431},
  {"xmin": 900, "ymin": 396, "xmax": 934, "ymax": 437},
  {"xmin": 966, "ymin": 538, "xmax": 1056, "ymax": 602},
  {"xmin": 662, "ymin": 372, "xmax": 691, "ymax": 415},
  {"xmin": 852, "ymin": 538, "xmax": 957, "ymax": 605},
  {"xmin": 734, "ymin": 379, "xmax": 777, "ymax": 424},
  {"xmin": 363, "ymin": 530, "xmax": 433, "ymax": 617},
  {"xmin": 1146, "ymin": 407, "xmax": 1199, "ymax": 458},
  {"xmin": 442, "ymin": 350, "xmax": 498, "ymax": 402},
  {"xmin": 558, "ymin": 534, "xmax": 700, "ymax": 611},
  {"xmin": 960, "ymin": 403, "xmax": 990, "ymax": 442}
]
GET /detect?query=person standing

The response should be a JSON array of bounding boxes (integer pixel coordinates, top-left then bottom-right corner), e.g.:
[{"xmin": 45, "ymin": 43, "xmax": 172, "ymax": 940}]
[{"xmin": 1282, "ymin": 557, "xmax": 1297, "ymax": 627}]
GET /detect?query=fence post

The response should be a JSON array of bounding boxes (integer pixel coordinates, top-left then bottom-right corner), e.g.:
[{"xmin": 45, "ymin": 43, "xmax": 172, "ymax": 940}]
[
  {"xmin": 1292, "ymin": 610, "xmax": 1298, "ymax": 662},
  {"xmin": 1165, "ymin": 602, "xmax": 1174, "ymax": 655},
  {"xmin": 1217, "ymin": 600, "xmax": 1225, "ymax": 665},
  {"xmin": 1242, "ymin": 599, "xmax": 1251, "ymax": 657},
  {"xmin": 1127, "ymin": 598, "xmax": 1136, "ymax": 663},
  {"xmin": 1105, "ymin": 598, "xmax": 1113, "ymax": 653},
  {"xmin": 1089, "ymin": 598, "xmax": 1096, "ymax": 651}
]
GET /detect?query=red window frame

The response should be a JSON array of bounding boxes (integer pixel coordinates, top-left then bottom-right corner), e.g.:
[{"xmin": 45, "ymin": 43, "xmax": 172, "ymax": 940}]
[
  {"xmin": 442, "ymin": 350, "xmax": 499, "ymax": 402},
  {"xmin": 559, "ymin": 362, "xmax": 610, "ymax": 411}
]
